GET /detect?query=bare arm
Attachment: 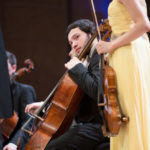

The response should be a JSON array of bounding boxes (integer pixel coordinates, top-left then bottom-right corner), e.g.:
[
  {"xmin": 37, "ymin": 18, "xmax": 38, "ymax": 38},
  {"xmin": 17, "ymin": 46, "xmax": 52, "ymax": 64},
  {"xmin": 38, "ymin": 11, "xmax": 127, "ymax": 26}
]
[
  {"xmin": 97, "ymin": 0, "xmax": 150, "ymax": 54},
  {"xmin": 113, "ymin": 0, "xmax": 150, "ymax": 49}
]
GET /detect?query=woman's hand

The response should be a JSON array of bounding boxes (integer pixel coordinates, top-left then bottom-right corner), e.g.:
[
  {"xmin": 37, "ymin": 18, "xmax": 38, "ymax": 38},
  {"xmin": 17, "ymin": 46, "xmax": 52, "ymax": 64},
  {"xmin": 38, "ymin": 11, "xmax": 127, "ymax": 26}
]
[
  {"xmin": 96, "ymin": 40, "xmax": 114, "ymax": 54},
  {"xmin": 25, "ymin": 101, "xmax": 44, "ymax": 114}
]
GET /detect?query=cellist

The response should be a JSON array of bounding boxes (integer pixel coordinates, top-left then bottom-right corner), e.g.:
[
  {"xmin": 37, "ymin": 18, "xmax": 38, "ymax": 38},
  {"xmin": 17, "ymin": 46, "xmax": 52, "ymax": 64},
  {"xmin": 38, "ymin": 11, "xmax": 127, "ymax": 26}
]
[
  {"xmin": 25, "ymin": 19, "xmax": 109, "ymax": 150},
  {"xmin": 3, "ymin": 51, "xmax": 36, "ymax": 150}
]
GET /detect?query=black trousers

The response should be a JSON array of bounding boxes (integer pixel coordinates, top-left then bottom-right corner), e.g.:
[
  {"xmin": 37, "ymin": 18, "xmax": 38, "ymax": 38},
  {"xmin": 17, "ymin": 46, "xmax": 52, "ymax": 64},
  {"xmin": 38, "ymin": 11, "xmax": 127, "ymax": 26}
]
[{"xmin": 45, "ymin": 123, "xmax": 109, "ymax": 150}]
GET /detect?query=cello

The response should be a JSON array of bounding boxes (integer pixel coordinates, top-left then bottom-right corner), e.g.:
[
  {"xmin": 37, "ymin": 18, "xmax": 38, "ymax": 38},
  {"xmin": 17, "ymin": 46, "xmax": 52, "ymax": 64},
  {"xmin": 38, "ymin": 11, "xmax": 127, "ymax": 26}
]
[
  {"xmin": 22, "ymin": 19, "xmax": 124, "ymax": 150},
  {"xmin": 1, "ymin": 59, "xmax": 34, "ymax": 143}
]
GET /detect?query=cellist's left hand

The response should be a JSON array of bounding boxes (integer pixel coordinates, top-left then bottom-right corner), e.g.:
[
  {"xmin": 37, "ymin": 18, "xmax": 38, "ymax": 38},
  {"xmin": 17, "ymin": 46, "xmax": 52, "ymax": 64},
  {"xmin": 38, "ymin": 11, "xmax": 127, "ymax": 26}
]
[
  {"xmin": 96, "ymin": 40, "xmax": 114, "ymax": 54},
  {"xmin": 65, "ymin": 57, "xmax": 82, "ymax": 70}
]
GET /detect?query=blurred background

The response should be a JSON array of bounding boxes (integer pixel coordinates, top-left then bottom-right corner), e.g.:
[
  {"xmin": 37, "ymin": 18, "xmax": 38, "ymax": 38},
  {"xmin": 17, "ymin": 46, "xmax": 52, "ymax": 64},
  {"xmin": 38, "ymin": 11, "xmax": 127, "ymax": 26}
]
[{"xmin": 0, "ymin": 0, "xmax": 150, "ymax": 101}]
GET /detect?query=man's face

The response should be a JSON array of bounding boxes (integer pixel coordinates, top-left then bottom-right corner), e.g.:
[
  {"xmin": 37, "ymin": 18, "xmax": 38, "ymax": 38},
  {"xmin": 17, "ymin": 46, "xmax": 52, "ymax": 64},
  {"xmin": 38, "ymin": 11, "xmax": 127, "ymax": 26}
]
[
  {"xmin": 7, "ymin": 59, "xmax": 16, "ymax": 78},
  {"xmin": 68, "ymin": 27, "xmax": 91, "ymax": 58}
]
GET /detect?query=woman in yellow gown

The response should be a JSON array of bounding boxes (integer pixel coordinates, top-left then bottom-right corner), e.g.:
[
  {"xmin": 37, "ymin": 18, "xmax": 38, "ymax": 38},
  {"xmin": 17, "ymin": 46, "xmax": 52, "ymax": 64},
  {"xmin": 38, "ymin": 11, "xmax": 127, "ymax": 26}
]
[{"xmin": 96, "ymin": 0, "xmax": 150, "ymax": 150}]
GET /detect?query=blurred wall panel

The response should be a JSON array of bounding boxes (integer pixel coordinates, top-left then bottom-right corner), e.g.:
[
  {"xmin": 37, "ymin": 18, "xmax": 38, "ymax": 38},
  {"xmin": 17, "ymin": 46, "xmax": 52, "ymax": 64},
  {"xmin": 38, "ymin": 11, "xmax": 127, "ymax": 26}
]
[
  {"xmin": 67, "ymin": 0, "xmax": 111, "ymax": 24},
  {"xmin": 0, "ymin": 0, "xmax": 68, "ymax": 100}
]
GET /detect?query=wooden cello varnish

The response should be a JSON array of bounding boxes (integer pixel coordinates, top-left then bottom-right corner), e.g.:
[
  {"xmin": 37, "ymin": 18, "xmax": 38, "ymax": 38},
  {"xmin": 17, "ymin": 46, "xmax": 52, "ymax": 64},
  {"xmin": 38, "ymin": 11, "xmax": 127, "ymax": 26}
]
[
  {"xmin": 1, "ymin": 112, "xmax": 18, "ymax": 141},
  {"xmin": 24, "ymin": 74, "xmax": 84, "ymax": 149}
]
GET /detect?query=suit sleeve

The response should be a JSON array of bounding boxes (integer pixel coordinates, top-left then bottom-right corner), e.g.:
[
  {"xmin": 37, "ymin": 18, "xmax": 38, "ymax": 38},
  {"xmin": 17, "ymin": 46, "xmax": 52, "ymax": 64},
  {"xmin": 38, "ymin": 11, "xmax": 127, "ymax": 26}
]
[
  {"xmin": 68, "ymin": 50, "xmax": 103, "ymax": 101},
  {"xmin": 9, "ymin": 85, "xmax": 36, "ymax": 145}
]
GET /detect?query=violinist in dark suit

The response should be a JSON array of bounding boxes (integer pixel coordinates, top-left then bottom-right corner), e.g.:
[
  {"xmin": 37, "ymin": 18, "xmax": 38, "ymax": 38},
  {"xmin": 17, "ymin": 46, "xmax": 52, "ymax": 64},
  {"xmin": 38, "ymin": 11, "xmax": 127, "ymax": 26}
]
[
  {"xmin": 25, "ymin": 19, "xmax": 109, "ymax": 150},
  {"xmin": 3, "ymin": 51, "xmax": 36, "ymax": 150}
]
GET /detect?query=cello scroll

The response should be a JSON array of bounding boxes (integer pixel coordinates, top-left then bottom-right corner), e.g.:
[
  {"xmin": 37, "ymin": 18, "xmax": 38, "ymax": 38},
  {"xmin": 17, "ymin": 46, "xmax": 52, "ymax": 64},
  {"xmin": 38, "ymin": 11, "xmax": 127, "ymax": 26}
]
[{"xmin": 14, "ymin": 59, "xmax": 34, "ymax": 80}]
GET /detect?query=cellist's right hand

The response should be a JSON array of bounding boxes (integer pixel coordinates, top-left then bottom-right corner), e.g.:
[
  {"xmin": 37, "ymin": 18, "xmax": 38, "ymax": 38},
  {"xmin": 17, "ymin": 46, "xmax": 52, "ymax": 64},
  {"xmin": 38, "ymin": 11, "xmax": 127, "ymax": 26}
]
[{"xmin": 25, "ymin": 101, "xmax": 44, "ymax": 114}]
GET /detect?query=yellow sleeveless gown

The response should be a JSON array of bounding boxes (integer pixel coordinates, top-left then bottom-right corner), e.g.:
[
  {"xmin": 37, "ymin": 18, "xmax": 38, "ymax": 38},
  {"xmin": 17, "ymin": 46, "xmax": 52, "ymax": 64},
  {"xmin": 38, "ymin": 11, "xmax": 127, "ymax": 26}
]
[{"xmin": 108, "ymin": 0, "xmax": 150, "ymax": 150}]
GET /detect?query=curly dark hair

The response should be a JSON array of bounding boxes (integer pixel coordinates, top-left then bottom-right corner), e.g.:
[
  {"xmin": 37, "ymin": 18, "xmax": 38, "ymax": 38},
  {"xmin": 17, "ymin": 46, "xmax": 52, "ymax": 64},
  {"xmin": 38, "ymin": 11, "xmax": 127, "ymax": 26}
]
[
  {"xmin": 66, "ymin": 19, "xmax": 95, "ymax": 37},
  {"xmin": 66, "ymin": 19, "xmax": 96, "ymax": 51}
]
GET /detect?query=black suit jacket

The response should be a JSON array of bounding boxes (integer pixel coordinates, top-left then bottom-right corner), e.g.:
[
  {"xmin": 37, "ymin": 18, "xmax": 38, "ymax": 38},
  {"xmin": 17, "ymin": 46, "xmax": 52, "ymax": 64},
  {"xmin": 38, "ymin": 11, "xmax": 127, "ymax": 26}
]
[
  {"xmin": 5, "ymin": 81, "xmax": 36, "ymax": 148},
  {"xmin": 68, "ymin": 49, "xmax": 103, "ymax": 124}
]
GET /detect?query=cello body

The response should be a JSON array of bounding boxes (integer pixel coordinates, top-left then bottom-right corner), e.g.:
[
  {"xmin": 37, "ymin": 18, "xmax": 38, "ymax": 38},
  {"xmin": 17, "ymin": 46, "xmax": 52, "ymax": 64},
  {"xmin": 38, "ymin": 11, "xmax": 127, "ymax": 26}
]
[
  {"xmin": 1, "ymin": 111, "xmax": 18, "ymax": 142},
  {"xmin": 24, "ymin": 73, "xmax": 84, "ymax": 150}
]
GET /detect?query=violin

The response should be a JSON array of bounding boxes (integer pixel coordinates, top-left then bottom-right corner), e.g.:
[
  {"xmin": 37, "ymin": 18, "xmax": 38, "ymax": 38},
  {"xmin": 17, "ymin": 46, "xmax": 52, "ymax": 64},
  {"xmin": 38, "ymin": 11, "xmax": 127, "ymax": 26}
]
[
  {"xmin": 1, "ymin": 59, "xmax": 34, "ymax": 143},
  {"xmin": 89, "ymin": 0, "xmax": 129, "ymax": 137}
]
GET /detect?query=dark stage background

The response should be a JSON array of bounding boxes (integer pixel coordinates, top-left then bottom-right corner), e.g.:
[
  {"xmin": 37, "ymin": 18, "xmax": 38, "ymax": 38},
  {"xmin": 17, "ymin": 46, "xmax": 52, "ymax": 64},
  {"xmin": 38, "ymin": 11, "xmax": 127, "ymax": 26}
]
[{"xmin": 0, "ymin": 0, "xmax": 150, "ymax": 101}]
